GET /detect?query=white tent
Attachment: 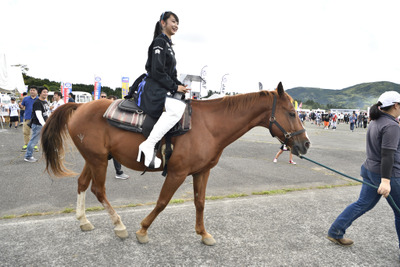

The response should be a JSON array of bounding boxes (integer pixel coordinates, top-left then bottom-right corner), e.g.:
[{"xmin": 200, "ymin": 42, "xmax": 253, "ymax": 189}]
[{"xmin": 0, "ymin": 53, "xmax": 26, "ymax": 94}]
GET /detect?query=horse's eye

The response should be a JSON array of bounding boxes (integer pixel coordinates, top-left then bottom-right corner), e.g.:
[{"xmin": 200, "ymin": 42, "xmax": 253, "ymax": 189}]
[{"xmin": 289, "ymin": 112, "xmax": 296, "ymax": 117}]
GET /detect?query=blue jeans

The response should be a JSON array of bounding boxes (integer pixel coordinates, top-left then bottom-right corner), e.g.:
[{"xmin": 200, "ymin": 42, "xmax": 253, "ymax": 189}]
[
  {"xmin": 25, "ymin": 123, "xmax": 42, "ymax": 158},
  {"xmin": 350, "ymin": 122, "xmax": 355, "ymax": 131},
  {"xmin": 328, "ymin": 165, "xmax": 400, "ymax": 247}
]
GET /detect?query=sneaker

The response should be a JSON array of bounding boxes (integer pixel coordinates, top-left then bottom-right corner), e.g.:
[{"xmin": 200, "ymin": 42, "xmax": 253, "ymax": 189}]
[
  {"xmin": 21, "ymin": 145, "xmax": 27, "ymax": 152},
  {"xmin": 34, "ymin": 146, "xmax": 39, "ymax": 152},
  {"xmin": 289, "ymin": 160, "xmax": 296, "ymax": 165},
  {"xmin": 24, "ymin": 157, "xmax": 38, "ymax": 163},
  {"xmin": 273, "ymin": 158, "xmax": 277, "ymax": 163},
  {"xmin": 115, "ymin": 173, "xmax": 129, "ymax": 180}
]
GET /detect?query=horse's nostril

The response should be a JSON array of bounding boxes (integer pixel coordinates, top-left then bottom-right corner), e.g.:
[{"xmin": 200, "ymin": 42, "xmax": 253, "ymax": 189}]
[{"xmin": 305, "ymin": 141, "xmax": 311, "ymax": 149}]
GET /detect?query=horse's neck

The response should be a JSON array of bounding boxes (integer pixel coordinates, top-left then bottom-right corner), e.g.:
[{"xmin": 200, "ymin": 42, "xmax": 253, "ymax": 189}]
[{"xmin": 199, "ymin": 95, "xmax": 271, "ymax": 148}]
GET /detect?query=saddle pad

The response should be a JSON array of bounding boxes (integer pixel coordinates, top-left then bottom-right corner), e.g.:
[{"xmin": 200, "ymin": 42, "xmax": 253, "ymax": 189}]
[
  {"xmin": 103, "ymin": 99, "xmax": 146, "ymax": 133},
  {"xmin": 103, "ymin": 99, "xmax": 192, "ymax": 136}
]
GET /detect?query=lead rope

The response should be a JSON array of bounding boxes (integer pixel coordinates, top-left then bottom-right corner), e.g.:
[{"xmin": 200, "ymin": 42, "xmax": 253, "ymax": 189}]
[{"xmin": 299, "ymin": 155, "xmax": 400, "ymax": 213}]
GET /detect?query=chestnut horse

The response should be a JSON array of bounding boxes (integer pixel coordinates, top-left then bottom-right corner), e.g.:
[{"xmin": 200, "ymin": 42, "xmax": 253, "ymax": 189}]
[{"xmin": 41, "ymin": 82, "xmax": 310, "ymax": 245}]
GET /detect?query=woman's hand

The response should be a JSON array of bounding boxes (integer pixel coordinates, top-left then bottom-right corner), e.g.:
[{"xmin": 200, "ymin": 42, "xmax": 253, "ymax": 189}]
[
  {"xmin": 377, "ymin": 178, "xmax": 391, "ymax": 198},
  {"xmin": 177, "ymin": 85, "xmax": 190, "ymax": 94}
]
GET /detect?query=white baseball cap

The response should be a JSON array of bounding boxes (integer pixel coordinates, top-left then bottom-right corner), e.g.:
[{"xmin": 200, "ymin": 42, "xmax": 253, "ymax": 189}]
[{"xmin": 378, "ymin": 91, "xmax": 400, "ymax": 108}]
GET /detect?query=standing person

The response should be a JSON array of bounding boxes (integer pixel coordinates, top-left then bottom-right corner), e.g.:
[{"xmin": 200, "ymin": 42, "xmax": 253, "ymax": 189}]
[
  {"xmin": 349, "ymin": 111, "xmax": 356, "ymax": 132},
  {"xmin": 323, "ymin": 113, "xmax": 330, "ymax": 129},
  {"xmin": 358, "ymin": 113, "xmax": 363, "ymax": 128},
  {"xmin": 100, "ymin": 92, "xmax": 107, "ymax": 99},
  {"xmin": 49, "ymin": 91, "xmax": 64, "ymax": 113},
  {"xmin": 20, "ymin": 86, "xmax": 38, "ymax": 152},
  {"xmin": 134, "ymin": 11, "xmax": 189, "ymax": 168},
  {"xmin": 24, "ymin": 87, "xmax": 50, "ymax": 162},
  {"xmin": 6, "ymin": 97, "xmax": 20, "ymax": 128},
  {"xmin": 331, "ymin": 112, "xmax": 338, "ymax": 130},
  {"xmin": 106, "ymin": 94, "xmax": 130, "ymax": 179},
  {"xmin": 363, "ymin": 112, "xmax": 368, "ymax": 129},
  {"xmin": 19, "ymin": 92, "xmax": 27, "ymax": 125},
  {"xmin": 273, "ymin": 144, "xmax": 296, "ymax": 164},
  {"xmin": 327, "ymin": 91, "xmax": 400, "ymax": 253},
  {"xmin": 68, "ymin": 93, "xmax": 75, "ymax": 103}
]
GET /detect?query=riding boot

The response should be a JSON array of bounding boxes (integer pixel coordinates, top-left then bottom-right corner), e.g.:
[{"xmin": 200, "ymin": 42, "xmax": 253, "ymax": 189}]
[{"xmin": 137, "ymin": 97, "xmax": 186, "ymax": 168}]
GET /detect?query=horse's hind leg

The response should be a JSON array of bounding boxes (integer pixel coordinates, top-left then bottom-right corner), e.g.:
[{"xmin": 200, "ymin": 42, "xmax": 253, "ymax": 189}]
[
  {"xmin": 88, "ymin": 161, "xmax": 128, "ymax": 239},
  {"xmin": 76, "ymin": 164, "xmax": 95, "ymax": 231},
  {"xmin": 193, "ymin": 169, "xmax": 216, "ymax": 246}
]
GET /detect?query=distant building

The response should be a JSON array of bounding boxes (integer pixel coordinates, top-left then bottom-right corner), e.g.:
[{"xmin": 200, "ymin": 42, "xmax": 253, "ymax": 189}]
[{"xmin": 329, "ymin": 108, "xmax": 360, "ymax": 114}]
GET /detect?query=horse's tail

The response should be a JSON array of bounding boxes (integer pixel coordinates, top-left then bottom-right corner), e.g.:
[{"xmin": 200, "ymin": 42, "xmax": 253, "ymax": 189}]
[{"xmin": 41, "ymin": 103, "xmax": 81, "ymax": 177}]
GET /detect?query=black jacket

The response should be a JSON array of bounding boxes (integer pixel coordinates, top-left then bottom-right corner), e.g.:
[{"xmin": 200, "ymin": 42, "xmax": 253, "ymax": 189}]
[{"xmin": 136, "ymin": 34, "xmax": 183, "ymax": 118}]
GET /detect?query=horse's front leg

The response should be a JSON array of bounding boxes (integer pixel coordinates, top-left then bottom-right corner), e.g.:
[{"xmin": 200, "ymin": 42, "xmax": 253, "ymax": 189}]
[
  {"xmin": 193, "ymin": 169, "xmax": 216, "ymax": 246},
  {"xmin": 136, "ymin": 173, "xmax": 186, "ymax": 244}
]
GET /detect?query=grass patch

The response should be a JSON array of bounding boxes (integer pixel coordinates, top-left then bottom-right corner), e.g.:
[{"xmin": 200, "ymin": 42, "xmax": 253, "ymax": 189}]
[
  {"xmin": 227, "ymin": 193, "xmax": 248, "ymax": 198},
  {"xmin": 62, "ymin": 208, "xmax": 75, "ymax": 214},
  {"xmin": 252, "ymin": 188, "xmax": 307, "ymax": 196},
  {"xmin": 170, "ymin": 199, "xmax": 185, "ymax": 204},
  {"xmin": 2, "ymin": 215, "xmax": 16, "ymax": 219},
  {"xmin": 0, "ymin": 182, "xmax": 361, "ymax": 220},
  {"xmin": 206, "ymin": 196, "xmax": 225, "ymax": 200},
  {"xmin": 86, "ymin": 207, "xmax": 104, "ymax": 212}
]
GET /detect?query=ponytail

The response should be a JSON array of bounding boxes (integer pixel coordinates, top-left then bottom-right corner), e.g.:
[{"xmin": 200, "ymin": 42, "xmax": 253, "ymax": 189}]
[
  {"xmin": 153, "ymin": 21, "xmax": 163, "ymax": 40},
  {"xmin": 369, "ymin": 101, "xmax": 393, "ymax": 120},
  {"xmin": 152, "ymin": 11, "xmax": 179, "ymax": 40}
]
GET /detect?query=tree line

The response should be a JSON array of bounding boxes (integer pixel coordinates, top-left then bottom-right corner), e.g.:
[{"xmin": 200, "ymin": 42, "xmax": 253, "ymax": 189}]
[{"xmin": 23, "ymin": 74, "xmax": 122, "ymax": 98}]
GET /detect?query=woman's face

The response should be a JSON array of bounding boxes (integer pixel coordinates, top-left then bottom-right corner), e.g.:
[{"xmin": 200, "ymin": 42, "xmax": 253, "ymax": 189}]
[{"xmin": 162, "ymin": 15, "xmax": 179, "ymax": 37}]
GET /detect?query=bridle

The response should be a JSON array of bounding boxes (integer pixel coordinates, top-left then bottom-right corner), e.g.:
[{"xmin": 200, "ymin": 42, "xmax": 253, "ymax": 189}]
[{"xmin": 268, "ymin": 94, "xmax": 306, "ymax": 145}]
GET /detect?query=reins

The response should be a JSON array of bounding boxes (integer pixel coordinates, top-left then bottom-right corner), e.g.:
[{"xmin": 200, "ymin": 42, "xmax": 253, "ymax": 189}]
[
  {"xmin": 299, "ymin": 155, "xmax": 400, "ymax": 213},
  {"xmin": 268, "ymin": 94, "xmax": 306, "ymax": 145}
]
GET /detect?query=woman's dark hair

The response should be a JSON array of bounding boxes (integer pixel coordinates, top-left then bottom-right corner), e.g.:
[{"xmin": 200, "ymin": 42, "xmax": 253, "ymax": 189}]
[
  {"xmin": 153, "ymin": 11, "xmax": 179, "ymax": 40},
  {"xmin": 369, "ymin": 101, "xmax": 393, "ymax": 120}
]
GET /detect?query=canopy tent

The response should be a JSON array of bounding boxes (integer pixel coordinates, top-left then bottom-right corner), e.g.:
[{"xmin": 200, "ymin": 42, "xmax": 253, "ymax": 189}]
[{"xmin": 0, "ymin": 53, "xmax": 26, "ymax": 95}]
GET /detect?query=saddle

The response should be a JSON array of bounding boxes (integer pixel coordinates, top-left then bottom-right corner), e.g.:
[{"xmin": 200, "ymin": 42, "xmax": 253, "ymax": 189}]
[
  {"xmin": 103, "ymin": 98, "xmax": 192, "ymax": 138},
  {"xmin": 103, "ymin": 98, "xmax": 192, "ymax": 176}
]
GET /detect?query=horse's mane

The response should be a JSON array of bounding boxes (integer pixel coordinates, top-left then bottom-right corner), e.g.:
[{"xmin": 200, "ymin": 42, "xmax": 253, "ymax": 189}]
[
  {"xmin": 219, "ymin": 91, "xmax": 270, "ymax": 113},
  {"xmin": 195, "ymin": 90, "xmax": 294, "ymax": 113}
]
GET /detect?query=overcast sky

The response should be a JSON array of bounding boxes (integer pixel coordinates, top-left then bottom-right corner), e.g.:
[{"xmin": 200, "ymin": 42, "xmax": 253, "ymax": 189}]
[{"xmin": 1, "ymin": 0, "xmax": 399, "ymax": 94}]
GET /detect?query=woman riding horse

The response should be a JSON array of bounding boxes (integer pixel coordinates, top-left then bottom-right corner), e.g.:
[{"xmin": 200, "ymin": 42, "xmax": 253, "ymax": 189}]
[{"xmin": 136, "ymin": 11, "xmax": 190, "ymax": 169}]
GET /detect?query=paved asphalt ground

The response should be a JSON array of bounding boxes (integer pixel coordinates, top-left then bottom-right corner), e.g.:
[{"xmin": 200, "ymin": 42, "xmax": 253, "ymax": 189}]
[{"xmin": 0, "ymin": 121, "xmax": 399, "ymax": 266}]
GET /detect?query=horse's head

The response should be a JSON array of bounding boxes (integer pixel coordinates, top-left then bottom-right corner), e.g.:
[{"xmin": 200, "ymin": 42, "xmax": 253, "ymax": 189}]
[{"xmin": 268, "ymin": 82, "xmax": 310, "ymax": 156}]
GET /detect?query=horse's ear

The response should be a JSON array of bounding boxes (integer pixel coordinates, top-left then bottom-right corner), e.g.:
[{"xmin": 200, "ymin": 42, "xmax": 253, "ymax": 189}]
[{"xmin": 277, "ymin": 82, "xmax": 284, "ymax": 96}]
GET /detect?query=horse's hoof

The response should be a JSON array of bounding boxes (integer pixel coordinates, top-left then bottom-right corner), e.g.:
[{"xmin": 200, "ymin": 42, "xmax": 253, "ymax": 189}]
[
  {"xmin": 80, "ymin": 222, "xmax": 94, "ymax": 231},
  {"xmin": 136, "ymin": 231, "xmax": 149, "ymax": 244},
  {"xmin": 202, "ymin": 237, "xmax": 216, "ymax": 246},
  {"xmin": 115, "ymin": 229, "xmax": 129, "ymax": 239}
]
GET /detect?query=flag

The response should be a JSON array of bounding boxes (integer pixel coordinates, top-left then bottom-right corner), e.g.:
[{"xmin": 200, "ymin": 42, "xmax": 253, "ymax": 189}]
[
  {"xmin": 94, "ymin": 76, "xmax": 101, "ymax": 100},
  {"xmin": 121, "ymin": 77, "xmax": 129, "ymax": 98},
  {"xmin": 63, "ymin": 82, "xmax": 72, "ymax": 103},
  {"xmin": 299, "ymin": 102, "xmax": 303, "ymax": 108}
]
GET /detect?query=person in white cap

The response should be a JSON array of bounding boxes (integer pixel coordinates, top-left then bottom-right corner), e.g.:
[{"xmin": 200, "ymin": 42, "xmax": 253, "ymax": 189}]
[{"xmin": 327, "ymin": 91, "xmax": 400, "ymax": 254}]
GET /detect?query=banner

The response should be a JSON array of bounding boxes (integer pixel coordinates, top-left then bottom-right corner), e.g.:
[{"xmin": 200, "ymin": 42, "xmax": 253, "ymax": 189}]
[
  {"xmin": 121, "ymin": 77, "xmax": 129, "ymax": 98},
  {"xmin": 63, "ymin": 82, "xmax": 72, "ymax": 103},
  {"xmin": 94, "ymin": 76, "xmax": 101, "ymax": 100}
]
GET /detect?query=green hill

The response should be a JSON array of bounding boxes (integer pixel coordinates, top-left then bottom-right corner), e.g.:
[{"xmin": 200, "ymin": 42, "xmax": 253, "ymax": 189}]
[{"xmin": 286, "ymin": 81, "xmax": 400, "ymax": 110}]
